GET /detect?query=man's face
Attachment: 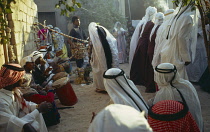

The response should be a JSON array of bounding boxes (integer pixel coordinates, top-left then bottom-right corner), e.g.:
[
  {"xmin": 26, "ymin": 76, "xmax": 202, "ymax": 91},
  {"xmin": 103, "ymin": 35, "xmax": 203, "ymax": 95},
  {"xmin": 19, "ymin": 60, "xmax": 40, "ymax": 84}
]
[
  {"xmin": 35, "ymin": 57, "xmax": 46, "ymax": 65},
  {"xmin": 25, "ymin": 62, "xmax": 35, "ymax": 71},
  {"xmin": 74, "ymin": 19, "xmax": 80, "ymax": 26}
]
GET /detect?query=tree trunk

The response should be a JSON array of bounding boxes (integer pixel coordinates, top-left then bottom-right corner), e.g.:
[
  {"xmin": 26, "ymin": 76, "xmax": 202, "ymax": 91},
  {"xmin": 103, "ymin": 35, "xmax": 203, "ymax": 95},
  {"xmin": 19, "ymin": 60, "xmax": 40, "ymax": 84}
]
[{"xmin": 197, "ymin": 3, "xmax": 210, "ymax": 72}]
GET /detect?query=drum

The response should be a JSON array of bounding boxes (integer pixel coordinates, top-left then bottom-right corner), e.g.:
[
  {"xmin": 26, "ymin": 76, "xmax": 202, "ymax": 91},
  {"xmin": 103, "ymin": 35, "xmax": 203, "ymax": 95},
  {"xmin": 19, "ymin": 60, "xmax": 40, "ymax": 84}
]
[
  {"xmin": 52, "ymin": 77, "xmax": 77, "ymax": 106},
  {"xmin": 71, "ymin": 42, "xmax": 86, "ymax": 59},
  {"xmin": 52, "ymin": 72, "xmax": 68, "ymax": 81}
]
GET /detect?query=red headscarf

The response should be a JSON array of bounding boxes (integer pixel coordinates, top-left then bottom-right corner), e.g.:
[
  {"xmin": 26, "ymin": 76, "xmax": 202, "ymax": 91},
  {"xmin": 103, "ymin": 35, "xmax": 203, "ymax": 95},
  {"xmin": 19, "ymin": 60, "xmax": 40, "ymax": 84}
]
[
  {"xmin": 148, "ymin": 100, "xmax": 200, "ymax": 132},
  {"xmin": 0, "ymin": 64, "xmax": 25, "ymax": 89}
]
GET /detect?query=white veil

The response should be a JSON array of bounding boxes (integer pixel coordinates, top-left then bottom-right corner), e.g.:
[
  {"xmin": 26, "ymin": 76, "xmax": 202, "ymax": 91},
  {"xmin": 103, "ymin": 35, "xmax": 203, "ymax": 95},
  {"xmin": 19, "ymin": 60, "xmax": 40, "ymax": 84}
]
[
  {"xmin": 88, "ymin": 104, "xmax": 152, "ymax": 132},
  {"xmin": 149, "ymin": 12, "xmax": 164, "ymax": 41},
  {"xmin": 139, "ymin": 6, "xmax": 157, "ymax": 38},
  {"xmin": 103, "ymin": 68, "xmax": 149, "ymax": 114}
]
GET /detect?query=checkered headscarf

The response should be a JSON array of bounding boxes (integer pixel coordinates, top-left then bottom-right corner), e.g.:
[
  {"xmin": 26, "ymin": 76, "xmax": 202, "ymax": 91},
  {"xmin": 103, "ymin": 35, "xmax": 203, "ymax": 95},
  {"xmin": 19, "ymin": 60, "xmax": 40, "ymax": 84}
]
[
  {"xmin": 0, "ymin": 64, "xmax": 25, "ymax": 89},
  {"xmin": 148, "ymin": 100, "xmax": 200, "ymax": 132}
]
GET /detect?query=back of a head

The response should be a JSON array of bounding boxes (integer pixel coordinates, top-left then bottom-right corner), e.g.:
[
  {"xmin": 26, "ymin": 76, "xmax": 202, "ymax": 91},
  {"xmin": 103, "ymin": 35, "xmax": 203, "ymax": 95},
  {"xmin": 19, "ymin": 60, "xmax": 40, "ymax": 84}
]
[
  {"xmin": 154, "ymin": 12, "xmax": 164, "ymax": 25},
  {"xmin": 148, "ymin": 100, "xmax": 199, "ymax": 132},
  {"xmin": 145, "ymin": 6, "xmax": 157, "ymax": 21},
  {"xmin": 154, "ymin": 63, "xmax": 178, "ymax": 86},
  {"xmin": 88, "ymin": 104, "xmax": 152, "ymax": 132}
]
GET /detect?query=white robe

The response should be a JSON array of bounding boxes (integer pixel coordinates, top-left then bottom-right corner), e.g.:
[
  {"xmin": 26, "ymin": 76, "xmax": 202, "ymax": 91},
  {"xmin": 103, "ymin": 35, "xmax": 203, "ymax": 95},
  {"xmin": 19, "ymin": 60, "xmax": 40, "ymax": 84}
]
[
  {"xmin": 152, "ymin": 11, "xmax": 174, "ymax": 68},
  {"xmin": 89, "ymin": 22, "xmax": 119, "ymax": 90},
  {"xmin": 159, "ymin": 7, "xmax": 194, "ymax": 79},
  {"xmin": 0, "ymin": 89, "xmax": 48, "ymax": 132}
]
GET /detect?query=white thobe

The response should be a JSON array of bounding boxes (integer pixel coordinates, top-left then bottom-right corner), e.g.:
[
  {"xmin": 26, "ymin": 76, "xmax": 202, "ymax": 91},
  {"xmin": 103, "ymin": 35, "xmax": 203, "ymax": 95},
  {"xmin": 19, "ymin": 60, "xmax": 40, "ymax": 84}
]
[
  {"xmin": 160, "ymin": 11, "xmax": 192, "ymax": 79},
  {"xmin": 0, "ymin": 89, "xmax": 48, "ymax": 132}
]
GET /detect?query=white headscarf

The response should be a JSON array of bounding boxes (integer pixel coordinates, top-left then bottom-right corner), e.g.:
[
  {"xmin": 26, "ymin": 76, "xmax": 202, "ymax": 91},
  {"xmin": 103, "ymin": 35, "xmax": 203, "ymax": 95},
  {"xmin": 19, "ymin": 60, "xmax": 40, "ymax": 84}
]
[
  {"xmin": 153, "ymin": 63, "xmax": 203, "ymax": 132},
  {"xmin": 103, "ymin": 68, "xmax": 149, "ymax": 113},
  {"xmin": 149, "ymin": 12, "xmax": 164, "ymax": 41},
  {"xmin": 29, "ymin": 51, "xmax": 43, "ymax": 62},
  {"xmin": 20, "ymin": 56, "xmax": 33, "ymax": 67},
  {"xmin": 139, "ymin": 6, "xmax": 157, "ymax": 38},
  {"xmin": 152, "ymin": 9, "xmax": 175, "ymax": 68},
  {"xmin": 88, "ymin": 104, "xmax": 152, "ymax": 132},
  {"xmin": 129, "ymin": 17, "xmax": 146, "ymax": 72},
  {"xmin": 88, "ymin": 22, "xmax": 119, "ymax": 68}
]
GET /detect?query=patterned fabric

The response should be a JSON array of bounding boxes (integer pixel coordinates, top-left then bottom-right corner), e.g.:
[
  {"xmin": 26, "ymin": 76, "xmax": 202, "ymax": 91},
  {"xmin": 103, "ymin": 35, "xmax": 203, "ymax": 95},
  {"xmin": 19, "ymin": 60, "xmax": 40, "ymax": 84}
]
[
  {"xmin": 0, "ymin": 64, "xmax": 25, "ymax": 89},
  {"xmin": 148, "ymin": 100, "xmax": 200, "ymax": 132}
]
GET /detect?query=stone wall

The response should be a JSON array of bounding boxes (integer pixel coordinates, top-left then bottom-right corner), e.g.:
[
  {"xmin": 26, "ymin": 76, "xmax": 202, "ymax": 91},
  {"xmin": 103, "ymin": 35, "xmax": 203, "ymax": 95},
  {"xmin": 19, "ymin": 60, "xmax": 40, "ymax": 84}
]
[{"xmin": 0, "ymin": 0, "xmax": 38, "ymax": 66}]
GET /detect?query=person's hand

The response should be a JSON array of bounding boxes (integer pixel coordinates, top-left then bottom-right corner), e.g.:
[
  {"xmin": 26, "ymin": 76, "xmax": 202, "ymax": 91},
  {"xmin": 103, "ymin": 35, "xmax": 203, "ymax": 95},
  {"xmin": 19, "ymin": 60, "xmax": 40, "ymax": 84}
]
[
  {"xmin": 23, "ymin": 123, "xmax": 37, "ymax": 132},
  {"xmin": 44, "ymin": 66, "xmax": 53, "ymax": 76},
  {"xmin": 37, "ymin": 101, "xmax": 52, "ymax": 113},
  {"xmin": 184, "ymin": 62, "xmax": 191, "ymax": 66}
]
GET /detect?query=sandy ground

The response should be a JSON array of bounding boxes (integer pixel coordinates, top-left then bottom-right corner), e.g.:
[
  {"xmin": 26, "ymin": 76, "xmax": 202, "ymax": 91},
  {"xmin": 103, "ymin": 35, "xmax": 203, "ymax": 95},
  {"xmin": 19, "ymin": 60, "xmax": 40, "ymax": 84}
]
[{"xmin": 48, "ymin": 63, "xmax": 210, "ymax": 132}]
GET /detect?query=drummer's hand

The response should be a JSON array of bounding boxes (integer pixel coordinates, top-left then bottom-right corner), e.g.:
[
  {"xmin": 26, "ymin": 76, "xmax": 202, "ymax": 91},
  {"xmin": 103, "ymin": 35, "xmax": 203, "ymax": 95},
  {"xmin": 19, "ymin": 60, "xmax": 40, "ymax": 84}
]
[{"xmin": 37, "ymin": 101, "xmax": 52, "ymax": 113}]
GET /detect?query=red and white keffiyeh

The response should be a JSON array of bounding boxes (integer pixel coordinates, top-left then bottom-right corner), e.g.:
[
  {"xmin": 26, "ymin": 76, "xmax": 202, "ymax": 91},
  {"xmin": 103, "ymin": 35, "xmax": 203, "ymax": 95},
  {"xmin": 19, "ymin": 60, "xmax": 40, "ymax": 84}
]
[{"xmin": 148, "ymin": 100, "xmax": 200, "ymax": 132}]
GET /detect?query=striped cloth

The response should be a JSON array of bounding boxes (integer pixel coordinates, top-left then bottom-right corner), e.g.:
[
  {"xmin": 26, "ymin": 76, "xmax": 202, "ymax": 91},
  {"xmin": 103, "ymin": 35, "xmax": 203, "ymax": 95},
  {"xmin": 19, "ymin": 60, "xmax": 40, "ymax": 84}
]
[
  {"xmin": 148, "ymin": 100, "xmax": 200, "ymax": 132},
  {"xmin": 0, "ymin": 64, "xmax": 25, "ymax": 89}
]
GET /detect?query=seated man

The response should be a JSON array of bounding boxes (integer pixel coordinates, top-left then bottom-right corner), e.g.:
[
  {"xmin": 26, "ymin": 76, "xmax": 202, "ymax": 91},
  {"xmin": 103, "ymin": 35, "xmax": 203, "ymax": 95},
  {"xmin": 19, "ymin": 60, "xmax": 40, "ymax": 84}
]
[
  {"xmin": 29, "ymin": 51, "xmax": 53, "ymax": 87},
  {"xmin": 88, "ymin": 104, "xmax": 152, "ymax": 132},
  {"xmin": 0, "ymin": 63, "xmax": 52, "ymax": 132},
  {"xmin": 20, "ymin": 56, "xmax": 60, "ymax": 126}
]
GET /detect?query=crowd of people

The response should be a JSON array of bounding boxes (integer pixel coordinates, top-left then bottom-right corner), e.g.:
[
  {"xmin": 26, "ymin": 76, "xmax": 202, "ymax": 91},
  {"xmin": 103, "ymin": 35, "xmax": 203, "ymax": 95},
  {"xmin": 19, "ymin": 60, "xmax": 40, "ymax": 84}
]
[{"xmin": 0, "ymin": 0, "xmax": 206, "ymax": 131}]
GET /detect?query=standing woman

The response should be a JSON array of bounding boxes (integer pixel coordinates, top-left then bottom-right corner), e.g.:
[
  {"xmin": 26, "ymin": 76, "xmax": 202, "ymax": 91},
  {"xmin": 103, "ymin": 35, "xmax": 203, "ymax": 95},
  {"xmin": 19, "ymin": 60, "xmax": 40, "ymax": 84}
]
[
  {"xmin": 145, "ymin": 12, "xmax": 164, "ymax": 93},
  {"xmin": 88, "ymin": 22, "xmax": 119, "ymax": 92},
  {"xmin": 113, "ymin": 22, "xmax": 127, "ymax": 63},
  {"xmin": 130, "ymin": 6, "xmax": 157, "ymax": 85}
]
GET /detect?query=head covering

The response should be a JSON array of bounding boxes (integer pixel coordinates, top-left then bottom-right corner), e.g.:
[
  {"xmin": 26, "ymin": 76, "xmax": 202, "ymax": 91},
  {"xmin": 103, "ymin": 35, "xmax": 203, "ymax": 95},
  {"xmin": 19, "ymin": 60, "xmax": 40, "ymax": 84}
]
[
  {"xmin": 88, "ymin": 22, "xmax": 119, "ymax": 69},
  {"xmin": 153, "ymin": 63, "xmax": 203, "ymax": 131},
  {"xmin": 103, "ymin": 68, "xmax": 148, "ymax": 113},
  {"xmin": 149, "ymin": 12, "xmax": 164, "ymax": 41},
  {"xmin": 139, "ymin": 6, "xmax": 157, "ymax": 37},
  {"xmin": 39, "ymin": 49, "xmax": 47, "ymax": 57},
  {"xmin": 20, "ymin": 56, "xmax": 34, "ymax": 67},
  {"xmin": 113, "ymin": 22, "xmax": 122, "ymax": 31},
  {"xmin": 88, "ymin": 104, "xmax": 152, "ymax": 132},
  {"xmin": 0, "ymin": 64, "xmax": 25, "ymax": 89},
  {"xmin": 29, "ymin": 51, "xmax": 43, "ymax": 62},
  {"xmin": 148, "ymin": 100, "xmax": 200, "ymax": 132}
]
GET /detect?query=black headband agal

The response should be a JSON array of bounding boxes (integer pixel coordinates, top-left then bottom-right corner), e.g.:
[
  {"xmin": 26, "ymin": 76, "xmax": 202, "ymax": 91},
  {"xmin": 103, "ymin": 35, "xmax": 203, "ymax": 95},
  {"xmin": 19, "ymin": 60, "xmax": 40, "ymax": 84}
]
[
  {"xmin": 3, "ymin": 64, "xmax": 24, "ymax": 71},
  {"xmin": 155, "ymin": 65, "xmax": 177, "ymax": 74},
  {"xmin": 148, "ymin": 100, "xmax": 189, "ymax": 121}
]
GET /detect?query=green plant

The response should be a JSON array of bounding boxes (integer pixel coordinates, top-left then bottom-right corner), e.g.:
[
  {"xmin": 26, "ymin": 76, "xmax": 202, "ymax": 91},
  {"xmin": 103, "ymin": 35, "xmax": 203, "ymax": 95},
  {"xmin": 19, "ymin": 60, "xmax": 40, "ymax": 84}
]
[
  {"xmin": 0, "ymin": 0, "xmax": 15, "ymax": 45},
  {"xmin": 55, "ymin": 0, "xmax": 81, "ymax": 17},
  {"xmin": 69, "ymin": 0, "xmax": 127, "ymax": 33}
]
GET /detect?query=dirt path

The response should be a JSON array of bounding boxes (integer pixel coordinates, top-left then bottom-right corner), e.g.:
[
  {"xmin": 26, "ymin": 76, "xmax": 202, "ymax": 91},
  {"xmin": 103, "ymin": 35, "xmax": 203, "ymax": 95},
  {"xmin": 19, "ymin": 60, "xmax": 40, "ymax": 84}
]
[{"xmin": 48, "ymin": 63, "xmax": 210, "ymax": 132}]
